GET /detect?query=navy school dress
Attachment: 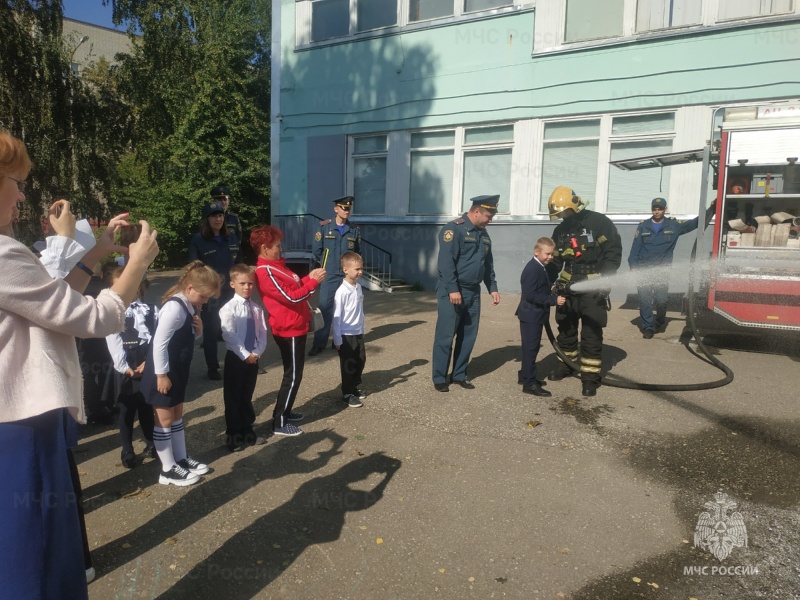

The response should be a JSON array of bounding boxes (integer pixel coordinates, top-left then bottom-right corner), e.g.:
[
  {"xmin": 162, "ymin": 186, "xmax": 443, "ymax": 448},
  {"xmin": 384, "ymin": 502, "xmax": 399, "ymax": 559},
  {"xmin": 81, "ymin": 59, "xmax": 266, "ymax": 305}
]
[
  {"xmin": 106, "ymin": 304, "xmax": 157, "ymax": 402},
  {"xmin": 142, "ymin": 297, "xmax": 195, "ymax": 408}
]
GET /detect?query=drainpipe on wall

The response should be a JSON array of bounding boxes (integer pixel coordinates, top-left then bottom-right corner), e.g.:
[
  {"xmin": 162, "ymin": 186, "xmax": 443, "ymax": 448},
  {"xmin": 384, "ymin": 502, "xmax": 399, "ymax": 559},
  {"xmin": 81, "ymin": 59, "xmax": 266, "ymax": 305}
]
[{"xmin": 270, "ymin": 0, "xmax": 281, "ymax": 219}]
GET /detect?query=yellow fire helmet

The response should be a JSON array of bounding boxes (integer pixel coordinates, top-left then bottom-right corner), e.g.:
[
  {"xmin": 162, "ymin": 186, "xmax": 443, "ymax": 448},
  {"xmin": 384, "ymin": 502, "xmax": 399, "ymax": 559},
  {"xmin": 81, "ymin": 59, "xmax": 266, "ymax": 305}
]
[{"xmin": 548, "ymin": 186, "xmax": 588, "ymax": 220}]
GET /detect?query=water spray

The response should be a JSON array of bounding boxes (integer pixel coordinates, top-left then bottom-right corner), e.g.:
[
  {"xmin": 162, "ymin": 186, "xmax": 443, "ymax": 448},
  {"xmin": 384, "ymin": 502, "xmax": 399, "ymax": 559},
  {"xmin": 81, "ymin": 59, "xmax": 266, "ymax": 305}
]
[{"xmin": 544, "ymin": 210, "xmax": 734, "ymax": 392}]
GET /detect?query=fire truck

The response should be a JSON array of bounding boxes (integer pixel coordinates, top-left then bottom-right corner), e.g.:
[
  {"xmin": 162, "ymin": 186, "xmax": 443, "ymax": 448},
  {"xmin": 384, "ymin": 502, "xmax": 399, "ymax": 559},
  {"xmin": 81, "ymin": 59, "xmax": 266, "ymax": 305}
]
[{"xmin": 613, "ymin": 101, "xmax": 800, "ymax": 333}]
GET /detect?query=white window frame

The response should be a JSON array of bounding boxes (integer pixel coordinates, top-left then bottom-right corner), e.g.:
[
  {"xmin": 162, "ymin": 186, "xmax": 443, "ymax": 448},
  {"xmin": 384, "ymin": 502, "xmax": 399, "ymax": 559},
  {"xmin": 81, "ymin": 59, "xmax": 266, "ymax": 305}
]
[
  {"xmin": 346, "ymin": 123, "xmax": 516, "ymax": 218},
  {"xmin": 535, "ymin": 111, "xmax": 678, "ymax": 214},
  {"xmin": 296, "ymin": 0, "xmax": 530, "ymax": 47},
  {"xmin": 349, "ymin": 134, "xmax": 390, "ymax": 216},
  {"xmin": 534, "ymin": 0, "xmax": 800, "ymax": 54}
]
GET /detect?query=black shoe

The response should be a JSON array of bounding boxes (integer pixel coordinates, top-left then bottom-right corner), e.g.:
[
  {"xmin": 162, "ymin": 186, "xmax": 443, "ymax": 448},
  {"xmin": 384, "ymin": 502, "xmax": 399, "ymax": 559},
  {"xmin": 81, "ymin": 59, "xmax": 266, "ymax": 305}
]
[
  {"xmin": 523, "ymin": 385, "xmax": 552, "ymax": 397},
  {"xmin": 548, "ymin": 366, "xmax": 573, "ymax": 382},
  {"xmin": 121, "ymin": 450, "xmax": 137, "ymax": 469},
  {"xmin": 434, "ymin": 383, "xmax": 449, "ymax": 392},
  {"xmin": 518, "ymin": 379, "xmax": 547, "ymax": 387},
  {"xmin": 342, "ymin": 394, "xmax": 364, "ymax": 408},
  {"xmin": 142, "ymin": 444, "xmax": 157, "ymax": 459},
  {"xmin": 453, "ymin": 379, "xmax": 475, "ymax": 390},
  {"xmin": 208, "ymin": 368, "xmax": 222, "ymax": 380},
  {"xmin": 642, "ymin": 329, "xmax": 654, "ymax": 339},
  {"xmin": 655, "ymin": 320, "xmax": 666, "ymax": 333},
  {"xmin": 308, "ymin": 346, "xmax": 323, "ymax": 357},
  {"xmin": 582, "ymin": 383, "xmax": 598, "ymax": 397}
]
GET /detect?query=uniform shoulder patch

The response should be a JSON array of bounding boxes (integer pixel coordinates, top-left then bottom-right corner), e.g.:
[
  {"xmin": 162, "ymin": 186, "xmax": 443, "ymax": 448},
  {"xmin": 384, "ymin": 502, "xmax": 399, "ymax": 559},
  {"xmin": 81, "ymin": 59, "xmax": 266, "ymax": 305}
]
[
  {"xmin": 314, "ymin": 231, "xmax": 322, "ymax": 242},
  {"xmin": 453, "ymin": 218, "xmax": 465, "ymax": 225},
  {"xmin": 319, "ymin": 218, "xmax": 332, "ymax": 226},
  {"xmin": 443, "ymin": 230, "xmax": 454, "ymax": 243}
]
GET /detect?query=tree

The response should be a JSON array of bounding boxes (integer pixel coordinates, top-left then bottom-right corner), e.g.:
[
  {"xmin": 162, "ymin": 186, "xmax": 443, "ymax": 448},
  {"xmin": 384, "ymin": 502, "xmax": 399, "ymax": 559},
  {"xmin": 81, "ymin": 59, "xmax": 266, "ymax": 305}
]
[
  {"xmin": 108, "ymin": 0, "xmax": 271, "ymax": 265},
  {"xmin": 0, "ymin": 0, "xmax": 72, "ymax": 242}
]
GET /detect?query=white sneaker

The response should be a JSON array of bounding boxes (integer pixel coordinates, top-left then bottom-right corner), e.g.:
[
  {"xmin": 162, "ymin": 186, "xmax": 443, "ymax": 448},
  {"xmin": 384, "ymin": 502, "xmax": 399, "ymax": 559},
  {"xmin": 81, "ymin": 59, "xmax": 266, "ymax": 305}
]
[
  {"xmin": 86, "ymin": 566, "xmax": 96, "ymax": 584},
  {"xmin": 159, "ymin": 464, "xmax": 200, "ymax": 486}
]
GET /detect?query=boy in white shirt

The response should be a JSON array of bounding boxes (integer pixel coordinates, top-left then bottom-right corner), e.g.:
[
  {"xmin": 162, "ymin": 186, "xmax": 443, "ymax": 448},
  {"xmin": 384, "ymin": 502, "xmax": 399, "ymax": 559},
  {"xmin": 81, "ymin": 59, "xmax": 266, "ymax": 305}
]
[
  {"xmin": 220, "ymin": 264, "xmax": 268, "ymax": 451},
  {"xmin": 332, "ymin": 252, "xmax": 366, "ymax": 408}
]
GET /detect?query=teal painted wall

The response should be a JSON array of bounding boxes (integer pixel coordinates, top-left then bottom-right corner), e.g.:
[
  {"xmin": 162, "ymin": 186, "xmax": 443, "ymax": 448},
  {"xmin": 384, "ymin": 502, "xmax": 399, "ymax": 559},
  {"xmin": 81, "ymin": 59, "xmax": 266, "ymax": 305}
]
[{"xmin": 278, "ymin": 3, "xmax": 800, "ymax": 212}]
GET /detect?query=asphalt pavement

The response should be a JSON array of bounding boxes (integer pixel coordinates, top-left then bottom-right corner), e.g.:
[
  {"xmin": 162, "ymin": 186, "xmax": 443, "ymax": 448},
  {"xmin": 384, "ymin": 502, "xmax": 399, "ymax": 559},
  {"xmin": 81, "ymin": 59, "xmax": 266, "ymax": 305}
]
[{"xmin": 81, "ymin": 282, "xmax": 800, "ymax": 599}]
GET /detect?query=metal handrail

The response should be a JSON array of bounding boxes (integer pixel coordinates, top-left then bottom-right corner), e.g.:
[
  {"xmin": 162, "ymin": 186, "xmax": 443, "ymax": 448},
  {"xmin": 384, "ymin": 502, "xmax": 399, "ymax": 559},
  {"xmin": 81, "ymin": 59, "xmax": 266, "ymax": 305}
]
[{"xmin": 273, "ymin": 214, "xmax": 394, "ymax": 289}]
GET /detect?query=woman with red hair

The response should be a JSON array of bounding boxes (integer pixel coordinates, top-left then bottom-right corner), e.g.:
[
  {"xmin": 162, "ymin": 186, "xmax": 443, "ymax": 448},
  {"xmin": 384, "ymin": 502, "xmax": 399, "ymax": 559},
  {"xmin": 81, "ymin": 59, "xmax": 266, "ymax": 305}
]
[{"xmin": 251, "ymin": 226, "xmax": 326, "ymax": 436}]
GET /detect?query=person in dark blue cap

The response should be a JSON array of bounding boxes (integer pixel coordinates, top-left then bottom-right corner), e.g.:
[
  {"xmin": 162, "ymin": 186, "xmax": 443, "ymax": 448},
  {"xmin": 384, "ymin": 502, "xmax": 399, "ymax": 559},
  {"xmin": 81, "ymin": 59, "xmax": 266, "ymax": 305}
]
[
  {"xmin": 211, "ymin": 184, "xmax": 243, "ymax": 243},
  {"xmin": 188, "ymin": 201, "xmax": 237, "ymax": 379},
  {"xmin": 431, "ymin": 194, "xmax": 501, "ymax": 392},
  {"xmin": 628, "ymin": 196, "xmax": 715, "ymax": 338},
  {"xmin": 309, "ymin": 196, "xmax": 361, "ymax": 356}
]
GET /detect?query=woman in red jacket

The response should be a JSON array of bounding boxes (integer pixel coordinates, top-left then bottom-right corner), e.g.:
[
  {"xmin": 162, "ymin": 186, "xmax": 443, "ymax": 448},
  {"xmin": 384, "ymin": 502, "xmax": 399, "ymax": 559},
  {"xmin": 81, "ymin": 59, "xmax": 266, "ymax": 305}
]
[{"xmin": 252, "ymin": 226, "xmax": 326, "ymax": 436}]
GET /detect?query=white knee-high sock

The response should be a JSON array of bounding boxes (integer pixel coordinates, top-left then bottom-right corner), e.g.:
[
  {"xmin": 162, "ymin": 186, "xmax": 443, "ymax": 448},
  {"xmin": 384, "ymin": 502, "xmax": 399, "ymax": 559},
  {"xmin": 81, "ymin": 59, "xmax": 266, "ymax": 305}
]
[
  {"xmin": 153, "ymin": 426, "xmax": 174, "ymax": 471},
  {"xmin": 171, "ymin": 419, "xmax": 187, "ymax": 462}
]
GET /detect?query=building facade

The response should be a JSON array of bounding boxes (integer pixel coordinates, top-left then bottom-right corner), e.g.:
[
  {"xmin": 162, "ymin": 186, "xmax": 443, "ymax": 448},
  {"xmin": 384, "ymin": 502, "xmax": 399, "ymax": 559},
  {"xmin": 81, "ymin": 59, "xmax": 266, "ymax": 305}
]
[
  {"xmin": 63, "ymin": 17, "xmax": 131, "ymax": 75},
  {"xmin": 272, "ymin": 0, "xmax": 800, "ymax": 294}
]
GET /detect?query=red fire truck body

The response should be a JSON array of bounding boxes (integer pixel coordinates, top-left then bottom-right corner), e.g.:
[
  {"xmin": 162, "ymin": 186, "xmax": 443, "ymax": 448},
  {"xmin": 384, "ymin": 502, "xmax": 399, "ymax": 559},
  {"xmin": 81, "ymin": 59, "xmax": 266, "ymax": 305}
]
[{"xmin": 706, "ymin": 104, "xmax": 800, "ymax": 331}]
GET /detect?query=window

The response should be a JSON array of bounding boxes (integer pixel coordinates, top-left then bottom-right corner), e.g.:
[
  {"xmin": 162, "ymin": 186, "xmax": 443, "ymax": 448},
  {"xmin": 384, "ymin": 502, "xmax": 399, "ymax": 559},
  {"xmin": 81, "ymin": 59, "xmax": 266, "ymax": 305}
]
[
  {"xmin": 636, "ymin": 0, "xmax": 702, "ymax": 31},
  {"xmin": 538, "ymin": 113, "xmax": 676, "ymax": 214},
  {"xmin": 311, "ymin": 0, "xmax": 349, "ymax": 41},
  {"xmin": 409, "ymin": 0, "xmax": 453, "ymax": 21},
  {"xmin": 359, "ymin": 0, "xmax": 398, "ymax": 31},
  {"xmin": 718, "ymin": 0, "xmax": 794, "ymax": 21},
  {"xmin": 534, "ymin": 0, "xmax": 800, "ymax": 53},
  {"xmin": 607, "ymin": 113, "xmax": 675, "ymax": 212},
  {"xmin": 310, "ymin": 0, "xmax": 398, "ymax": 41},
  {"xmin": 464, "ymin": 0, "xmax": 512, "ymax": 14},
  {"xmin": 539, "ymin": 120, "xmax": 601, "ymax": 212},
  {"xmin": 461, "ymin": 125, "xmax": 514, "ymax": 213},
  {"xmin": 300, "ymin": 0, "xmax": 522, "ymax": 43},
  {"xmin": 409, "ymin": 131, "xmax": 455, "ymax": 214},
  {"xmin": 353, "ymin": 135, "xmax": 388, "ymax": 214},
  {"xmin": 565, "ymin": 0, "xmax": 624, "ymax": 42}
]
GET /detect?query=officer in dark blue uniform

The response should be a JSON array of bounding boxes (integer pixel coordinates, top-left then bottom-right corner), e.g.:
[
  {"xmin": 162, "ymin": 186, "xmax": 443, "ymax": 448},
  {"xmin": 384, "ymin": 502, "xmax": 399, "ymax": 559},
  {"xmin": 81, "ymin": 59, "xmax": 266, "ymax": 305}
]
[
  {"xmin": 211, "ymin": 184, "xmax": 243, "ymax": 243},
  {"xmin": 432, "ymin": 195, "xmax": 501, "ymax": 392},
  {"xmin": 628, "ymin": 197, "xmax": 715, "ymax": 338},
  {"xmin": 188, "ymin": 201, "xmax": 238, "ymax": 379},
  {"xmin": 309, "ymin": 196, "xmax": 361, "ymax": 356}
]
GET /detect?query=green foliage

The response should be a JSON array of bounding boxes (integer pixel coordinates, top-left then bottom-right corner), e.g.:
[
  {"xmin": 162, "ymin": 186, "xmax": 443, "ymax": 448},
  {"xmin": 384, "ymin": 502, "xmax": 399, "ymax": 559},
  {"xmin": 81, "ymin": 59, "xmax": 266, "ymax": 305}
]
[
  {"xmin": 109, "ymin": 0, "xmax": 272, "ymax": 265},
  {"xmin": 0, "ymin": 1, "xmax": 71, "ymax": 229}
]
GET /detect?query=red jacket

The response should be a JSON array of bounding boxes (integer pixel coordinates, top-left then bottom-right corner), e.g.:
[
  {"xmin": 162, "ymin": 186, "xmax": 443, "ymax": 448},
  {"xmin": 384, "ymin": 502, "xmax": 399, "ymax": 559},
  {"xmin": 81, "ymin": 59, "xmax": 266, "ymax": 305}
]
[{"xmin": 255, "ymin": 258, "xmax": 320, "ymax": 337}]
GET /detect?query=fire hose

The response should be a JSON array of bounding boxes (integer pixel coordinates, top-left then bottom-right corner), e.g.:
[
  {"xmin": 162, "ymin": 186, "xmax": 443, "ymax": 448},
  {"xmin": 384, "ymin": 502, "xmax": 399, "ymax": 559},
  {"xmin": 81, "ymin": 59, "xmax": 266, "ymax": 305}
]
[{"xmin": 543, "ymin": 224, "xmax": 734, "ymax": 391}]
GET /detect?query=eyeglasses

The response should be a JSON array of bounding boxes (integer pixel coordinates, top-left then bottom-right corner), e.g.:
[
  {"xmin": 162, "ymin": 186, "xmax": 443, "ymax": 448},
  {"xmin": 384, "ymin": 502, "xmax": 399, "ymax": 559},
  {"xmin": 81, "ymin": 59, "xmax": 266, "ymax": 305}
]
[{"xmin": 7, "ymin": 176, "xmax": 27, "ymax": 193}]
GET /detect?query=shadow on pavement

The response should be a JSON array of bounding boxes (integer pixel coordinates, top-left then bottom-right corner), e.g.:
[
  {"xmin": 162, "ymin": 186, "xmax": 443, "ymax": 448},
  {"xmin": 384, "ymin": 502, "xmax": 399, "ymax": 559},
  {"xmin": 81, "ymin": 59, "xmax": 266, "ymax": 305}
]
[
  {"xmin": 91, "ymin": 430, "xmax": 348, "ymax": 576},
  {"xmin": 155, "ymin": 452, "xmax": 402, "ymax": 599}
]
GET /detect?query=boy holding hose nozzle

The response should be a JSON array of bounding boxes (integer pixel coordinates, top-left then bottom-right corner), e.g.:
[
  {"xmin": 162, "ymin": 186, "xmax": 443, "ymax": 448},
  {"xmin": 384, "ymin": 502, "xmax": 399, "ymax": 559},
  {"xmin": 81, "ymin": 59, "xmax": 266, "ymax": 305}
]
[{"xmin": 546, "ymin": 186, "xmax": 622, "ymax": 397}]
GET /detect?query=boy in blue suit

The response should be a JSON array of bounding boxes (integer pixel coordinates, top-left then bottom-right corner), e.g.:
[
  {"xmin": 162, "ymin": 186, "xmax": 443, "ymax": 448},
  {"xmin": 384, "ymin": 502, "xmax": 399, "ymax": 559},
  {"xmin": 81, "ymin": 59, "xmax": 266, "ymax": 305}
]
[{"xmin": 516, "ymin": 237, "xmax": 566, "ymax": 397}]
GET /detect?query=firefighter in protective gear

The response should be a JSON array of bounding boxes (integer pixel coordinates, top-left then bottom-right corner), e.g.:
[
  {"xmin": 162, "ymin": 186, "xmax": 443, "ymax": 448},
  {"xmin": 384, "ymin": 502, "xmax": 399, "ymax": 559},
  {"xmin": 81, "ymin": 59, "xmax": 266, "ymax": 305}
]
[{"xmin": 547, "ymin": 187, "xmax": 622, "ymax": 397}]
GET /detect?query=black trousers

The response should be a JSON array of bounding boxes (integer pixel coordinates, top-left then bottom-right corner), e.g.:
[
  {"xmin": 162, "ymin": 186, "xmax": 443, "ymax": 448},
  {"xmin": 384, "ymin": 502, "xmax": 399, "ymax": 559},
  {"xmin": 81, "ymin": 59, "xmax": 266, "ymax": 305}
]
[
  {"xmin": 518, "ymin": 320, "xmax": 544, "ymax": 388},
  {"xmin": 117, "ymin": 390, "xmax": 154, "ymax": 455},
  {"xmin": 201, "ymin": 296, "xmax": 222, "ymax": 370},
  {"xmin": 272, "ymin": 334, "xmax": 306, "ymax": 429},
  {"xmin": 555, "ymin": 293, "xmax": 608, "ymax": 384},
  {"xmin": 201, "ymin": 286, "xmax": 234, "ymax": 371},
  {"xmin": 338, "ymin": 334, "xmax": 366, "ymax": 396},
  {"xmin": 223, "ymin": 350, "xmax": 259, "ymax": 445}
]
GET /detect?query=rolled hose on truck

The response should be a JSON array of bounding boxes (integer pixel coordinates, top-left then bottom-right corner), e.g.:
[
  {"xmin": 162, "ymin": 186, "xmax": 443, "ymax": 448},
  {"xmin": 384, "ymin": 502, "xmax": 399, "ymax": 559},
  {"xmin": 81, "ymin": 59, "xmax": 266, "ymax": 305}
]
[{"xmin": 544, "ymin": 222, "xmax": 734, "ymax": 391}]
